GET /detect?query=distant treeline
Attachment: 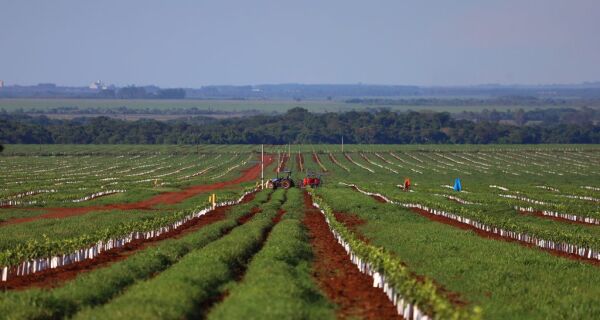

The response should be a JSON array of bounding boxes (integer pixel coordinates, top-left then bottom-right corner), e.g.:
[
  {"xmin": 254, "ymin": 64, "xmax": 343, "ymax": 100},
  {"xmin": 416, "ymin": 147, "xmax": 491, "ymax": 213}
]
[
  {"xmin": 454, "ymin": 107, "xmax": 599, "ymax": 126},
  {"xmin": 346, "ymin": 97, "xmax": 600, "ymax": 108},
  {"xmin": 6, "ymin": 106, "xmax": 598, "ymax": 127},
  {"xmin": 1, "ymin": 108, "xmax": 598, "ymax": 144}
]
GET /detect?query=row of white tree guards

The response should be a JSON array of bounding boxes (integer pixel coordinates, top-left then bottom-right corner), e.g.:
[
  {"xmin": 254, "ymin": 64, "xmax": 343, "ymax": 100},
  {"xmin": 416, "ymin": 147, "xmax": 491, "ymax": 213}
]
[
  {"xmin": 312, "ymin": 152, "xmax": 328, "ymax": 172},
  {"xmin": 0, "ymin": 154, "xmax": 243, "ymax": 205},
  {"xmin": 326, "ymin": 153, "xmax": 348, "ymax": 172},
  {"xmin": 1, "ymin": 189, "xmax": 256, "ymax": 282},
  {"xmin": 340, "ymin": 183, "xmax": 600, "ymax": 261},
  {"xmin": 312, "ymin": 201, "xmax": 431, "ymax": 320},
  {"xmin": 344, "ymin": 154, "xmax": 375, "ymax": 173},
  {"xmin": 516, "ymin": 206, "xmax": 600, "ymax": 225},
  {"xmin": 488, "ymin": 185, "xmax": 599, "ymax": 224},
  {"xmin": 71, "ymin": 190, "xmax": 126, "ymax": 203},
  {"xmin": 361, "ymin": 153, "xmax": 399, "ymax": 174}
]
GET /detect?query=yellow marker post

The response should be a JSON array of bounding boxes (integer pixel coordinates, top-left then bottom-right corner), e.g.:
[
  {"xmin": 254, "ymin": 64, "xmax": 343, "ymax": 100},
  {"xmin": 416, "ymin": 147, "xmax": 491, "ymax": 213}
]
[{"xmin": 208, "ymin": 194, "xmax": 216, "ymax": 209}]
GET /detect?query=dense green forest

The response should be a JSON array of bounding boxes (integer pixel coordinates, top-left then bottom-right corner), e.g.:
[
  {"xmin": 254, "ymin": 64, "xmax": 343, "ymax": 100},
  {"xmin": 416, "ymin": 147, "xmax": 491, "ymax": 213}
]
[{"xmin": 1, "ymin": 108, "xmax": 598, "ymax": 144}]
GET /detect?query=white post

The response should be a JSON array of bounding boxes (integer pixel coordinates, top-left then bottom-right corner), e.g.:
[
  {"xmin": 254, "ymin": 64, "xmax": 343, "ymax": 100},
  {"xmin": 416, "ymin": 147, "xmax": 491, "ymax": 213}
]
[
  {"xmin": 261, "ymin": 144, "xmax": 264, "ymax": 189},
  {"xmin": 277, "ymin": 150, "xmax": 281, "ymax": 173}
]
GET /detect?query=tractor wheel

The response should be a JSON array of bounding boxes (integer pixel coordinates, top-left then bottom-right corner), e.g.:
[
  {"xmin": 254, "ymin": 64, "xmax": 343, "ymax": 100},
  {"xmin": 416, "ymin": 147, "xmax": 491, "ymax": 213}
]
[
  {"xmin": 266, "ymin": 181, "xmax": 275, "ymax": 189},
  {"xmin": 281, "ymin": 179, "xmax": 291, "ymax": 189}
]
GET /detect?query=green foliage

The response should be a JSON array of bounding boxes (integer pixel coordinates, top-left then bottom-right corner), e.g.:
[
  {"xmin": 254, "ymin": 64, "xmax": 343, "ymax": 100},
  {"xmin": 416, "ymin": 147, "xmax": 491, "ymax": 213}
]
[
  {"xmin": 312, "ymin": 193, "xmax": 480, "ymax": 320},
  {"xmin": 208, "ymin": 188, "xmax": 335, "ymax": 319},
  {"xmin": 318, "ymin": 187, "xmax": 600, "ymax": 319},
  {"xmin": 72, "ymin": 190, "xmax": 286, "ymax": 320},
  {"xmin": 0, "ymin": 190, "xmax": 273, "ymax": 320},
  {"xmin": 2, "ymin": 109, "xmax": 599, "ymax": 144},
  {"xmin": 1, "ymin": 145, "xmax": 599, "ymax": 319}
]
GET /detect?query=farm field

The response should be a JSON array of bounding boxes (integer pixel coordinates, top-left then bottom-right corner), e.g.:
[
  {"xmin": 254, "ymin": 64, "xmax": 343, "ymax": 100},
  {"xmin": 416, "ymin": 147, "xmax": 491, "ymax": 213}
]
[
  {"xmin": 0, "ymin": 98, "xmax": 575, "ymax": 114},
  {"xmin": 1, "ymin": 144, "xmax": 599, "ymax": 319}
]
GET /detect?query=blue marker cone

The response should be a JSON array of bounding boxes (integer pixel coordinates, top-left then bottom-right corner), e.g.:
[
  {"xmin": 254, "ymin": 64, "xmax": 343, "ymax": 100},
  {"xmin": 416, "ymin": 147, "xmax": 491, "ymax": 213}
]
[{"xmin": 453, "ymin": 178, "xmax": 462, "ymax": 192}]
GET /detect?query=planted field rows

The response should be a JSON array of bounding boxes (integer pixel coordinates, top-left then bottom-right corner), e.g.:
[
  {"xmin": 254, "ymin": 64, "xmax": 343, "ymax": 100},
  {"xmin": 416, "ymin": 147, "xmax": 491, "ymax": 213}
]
[{"xmin": 0, "ymin": 145, "xmax": 599, "ymax": 319}]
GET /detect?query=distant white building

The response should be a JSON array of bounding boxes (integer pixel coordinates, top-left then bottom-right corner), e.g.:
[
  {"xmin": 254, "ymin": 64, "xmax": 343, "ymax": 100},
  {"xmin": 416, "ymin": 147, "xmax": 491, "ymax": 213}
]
[
  {"xmin": 0, "ymin": 80, "xmax": 4, "ymax": 88},
  {"xmin": 89, "ymin": 80, "xmax": 108, "ymax": 90}
]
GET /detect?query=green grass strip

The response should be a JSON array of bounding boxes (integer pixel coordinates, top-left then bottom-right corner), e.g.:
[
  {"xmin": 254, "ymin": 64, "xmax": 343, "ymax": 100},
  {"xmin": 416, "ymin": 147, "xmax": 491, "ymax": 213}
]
[
  {"xmin": 311, "ymin": 191, "xmax": 480, "ymax": 320},
  {"xmin": 0, "ymin": 190, "xmax": 272, "ymax": 320},
  {"xmin": 71, "ymin": 190, "xmax": 286, "ymax": 320},
  {"xmin": 207, "ymin": 188, "xmax": 335, "ymax": 320}
]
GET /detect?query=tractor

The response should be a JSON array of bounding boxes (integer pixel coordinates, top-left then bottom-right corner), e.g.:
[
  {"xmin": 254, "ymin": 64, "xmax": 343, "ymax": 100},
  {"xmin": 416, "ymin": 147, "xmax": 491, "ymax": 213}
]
[
  {"xmin": 300, "ymin": 171, "xmax": 322, "ymax": 188},
  {"xmin": 265, "ymin": 170, "xmax": 295, "ymax": 189}
]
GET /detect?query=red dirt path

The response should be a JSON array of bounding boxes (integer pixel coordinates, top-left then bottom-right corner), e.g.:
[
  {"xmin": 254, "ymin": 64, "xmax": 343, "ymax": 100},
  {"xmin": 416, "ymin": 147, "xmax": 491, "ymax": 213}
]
[
  {"xmin": 199, "ymin": 197, "xmax": 286, "ymax": 317},
  {"xmin": 0, "ymin": 156, "xmax": 274, "ymax": 226},
  {"xmin": 302, "ymin": 192, "xmax": 402, "ymax": 320},
  {"xmin": 333, "ymin": 211, "xmax": 371, "ymax": 244},
  {"xmin": 0, "ymin": 192, "xmax": 260, "ymax": 290}
]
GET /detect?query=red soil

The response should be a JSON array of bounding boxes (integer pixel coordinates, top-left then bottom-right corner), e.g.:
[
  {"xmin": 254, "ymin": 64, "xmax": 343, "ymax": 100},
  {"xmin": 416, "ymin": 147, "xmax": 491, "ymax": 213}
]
[
  {"xmin": 0, "ymin": 192, "xmax": 259, "ymax": 290},
  {"xmin": 237, "ymin": 207, "xmax": 262, "ymax": 225},
  {"xmin": 273, "ymin": 209, "xmax": 286, "ymax": 223},
  {"xmin": 302, "ymin": 192, "xmax": 402, "ymax": 320},
  {"xmin": 0, "ymin": 156, "xmax": 274, "ymax": 226},
  {"xmin": 333, "ymin": 211, "xmax": 370, "ymax": 244},
  {"xmin": 333, "ymin": 211, "xmax": 366, "ymax": 230},
  {"xmin": 200, "ymin": 195, "xmax": 286, "ymax": 317}
]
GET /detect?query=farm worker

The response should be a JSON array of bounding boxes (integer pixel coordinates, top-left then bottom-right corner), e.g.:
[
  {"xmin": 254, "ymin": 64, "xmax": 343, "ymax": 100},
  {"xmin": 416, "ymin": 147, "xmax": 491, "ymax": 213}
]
[
  {"xmin": 453, "ymin": 178, "xmax": 462, "ymax": 192},
  {"xmin": 404, "ymin": 178, "xmax": 411, "ymax": 191}
]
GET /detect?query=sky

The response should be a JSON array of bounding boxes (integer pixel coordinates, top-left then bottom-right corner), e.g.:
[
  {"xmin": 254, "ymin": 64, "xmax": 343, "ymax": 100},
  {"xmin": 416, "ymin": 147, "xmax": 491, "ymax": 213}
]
[{"xmin": 1, "ymin": 0, "xmax": 599, "ymax": 87}]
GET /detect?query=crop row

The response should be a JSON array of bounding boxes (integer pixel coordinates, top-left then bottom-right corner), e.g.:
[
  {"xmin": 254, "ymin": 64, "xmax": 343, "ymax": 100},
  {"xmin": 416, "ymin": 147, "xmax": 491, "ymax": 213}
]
[
  {"xmin": 0, "ymin": 186, "xmax": 257, "ymax": 281},
  {"xmin": 0, "ymin": 153, "xmax": 247, "ymax": 206},
  {"xmin": 516, "ymin": 206, "xmax": 600, "ymax": 225},
  {"xmin": 310, "ymin": 191, "xmax": 479, "ymax": 320},
  {"xmin": 342, "ymin": 183, "xmax": 600, "ymax": 261},
  {"xmin": 72, "ymin": 190, "xmax": 287, "ymax": 320},
  {"xmin": 207, "ymin": 188, "xmax": 335, "ymax": 319},
  {"xmin": 312, "ymin": 152, "xmax": 328, "ymax": 171},
  {"xmin": 0, "ymin": 190, "xmax": 273, "ymax": 319},
  {"xmin": 344, "ymin": 153, "xmax": 374, "ymax": 172}
]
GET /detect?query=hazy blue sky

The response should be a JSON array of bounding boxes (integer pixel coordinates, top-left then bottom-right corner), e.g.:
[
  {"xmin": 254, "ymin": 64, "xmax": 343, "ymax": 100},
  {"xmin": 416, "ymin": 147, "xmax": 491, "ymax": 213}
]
[{"xmin": 1, "ymin": 0, "xmax": 599, "ymax": 87}]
